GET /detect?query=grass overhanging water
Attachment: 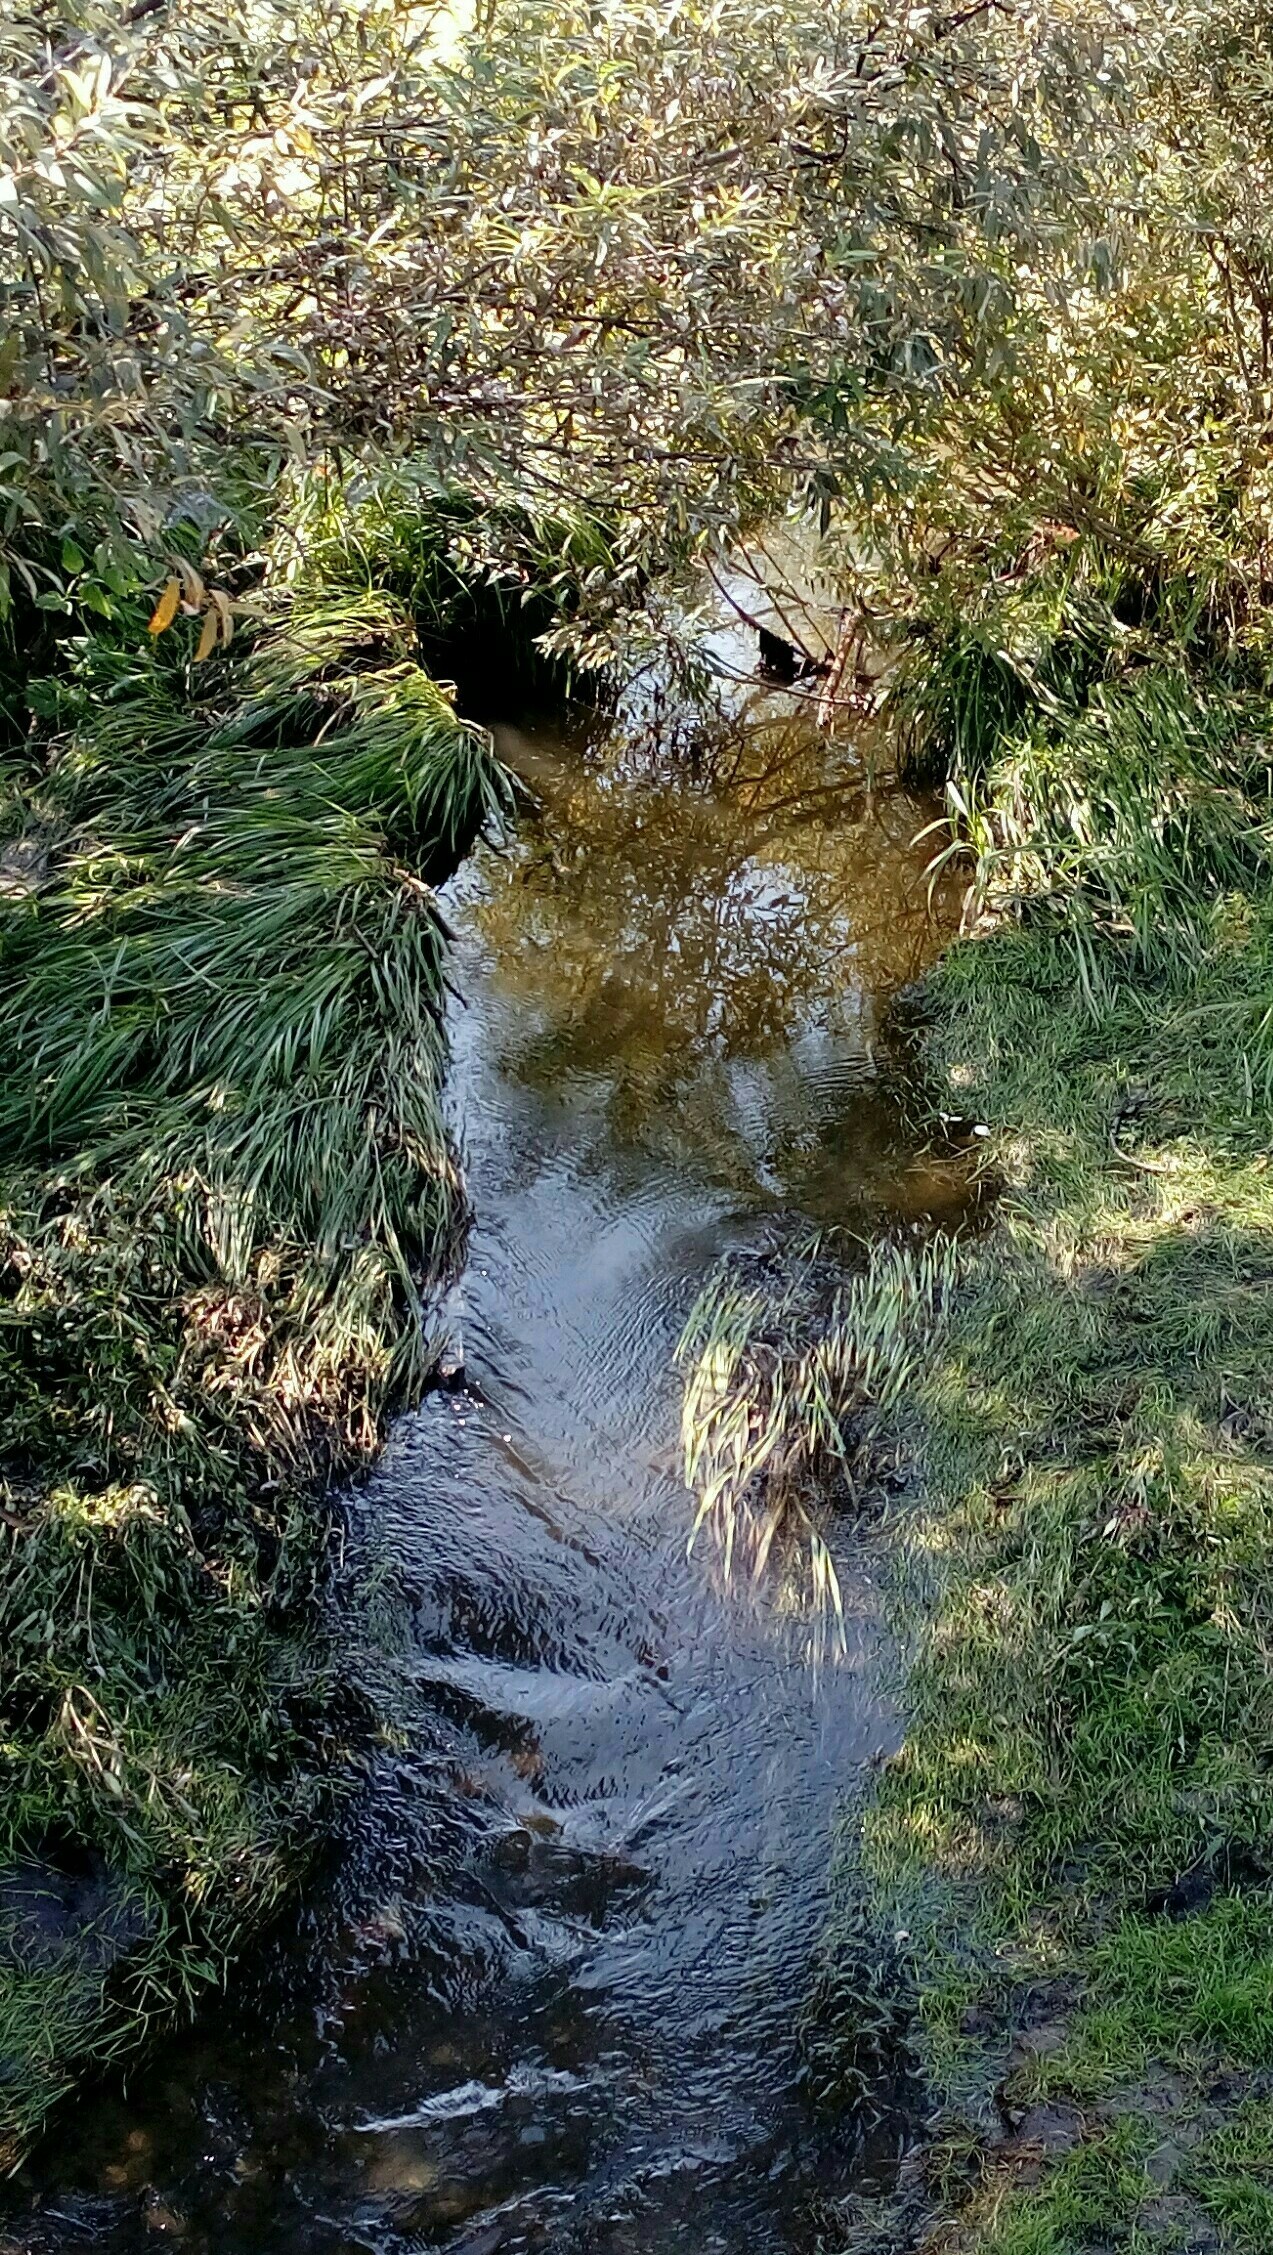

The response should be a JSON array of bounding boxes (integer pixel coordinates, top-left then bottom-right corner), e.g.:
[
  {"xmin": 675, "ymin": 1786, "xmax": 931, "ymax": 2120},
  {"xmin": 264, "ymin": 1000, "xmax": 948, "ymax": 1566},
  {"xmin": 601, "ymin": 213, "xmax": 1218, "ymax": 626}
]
[
  {"xmin": 0, "ymin": 577, "xmax": 514, "ymax": 2157},
  {"xmin": 677, "ymin": 1237, "xmax": 957, "ymax": 1638}
]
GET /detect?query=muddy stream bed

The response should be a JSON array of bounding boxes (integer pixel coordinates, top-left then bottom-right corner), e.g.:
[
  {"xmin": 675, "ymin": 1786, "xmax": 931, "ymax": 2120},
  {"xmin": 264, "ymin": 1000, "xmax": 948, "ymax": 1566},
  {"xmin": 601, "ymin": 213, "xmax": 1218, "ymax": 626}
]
[{"xmin": 7, "ymin": 661, "xmax": 969, "ymax": 2255}]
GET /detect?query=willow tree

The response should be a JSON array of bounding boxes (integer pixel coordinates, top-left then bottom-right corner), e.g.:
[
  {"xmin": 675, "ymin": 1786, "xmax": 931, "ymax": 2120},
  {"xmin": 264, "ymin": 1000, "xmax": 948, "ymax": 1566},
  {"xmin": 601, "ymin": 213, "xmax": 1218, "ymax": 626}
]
[{"xmin": 0, "ymin": 2, "xmax": 1203, "ymax": 629}]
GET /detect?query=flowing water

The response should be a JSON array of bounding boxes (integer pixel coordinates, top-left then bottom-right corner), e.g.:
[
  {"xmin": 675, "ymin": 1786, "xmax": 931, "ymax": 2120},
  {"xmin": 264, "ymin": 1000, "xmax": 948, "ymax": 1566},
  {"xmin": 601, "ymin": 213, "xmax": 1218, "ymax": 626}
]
[{"xmin": 6, "ymin": 664, "xmax": 970, "ymax": 2255}]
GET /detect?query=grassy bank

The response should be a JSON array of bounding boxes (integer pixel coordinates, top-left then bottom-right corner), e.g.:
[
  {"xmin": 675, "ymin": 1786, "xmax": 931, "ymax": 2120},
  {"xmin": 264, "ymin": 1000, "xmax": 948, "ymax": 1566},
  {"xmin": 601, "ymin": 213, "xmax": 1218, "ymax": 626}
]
[
  {"xmin": 820, "ymin": 649, "xmax": 1273, "ymax": 2249},
  {"xmin": 0, "ymin": 583, "xmax": 512, "ymax": 2157},
  {"xmin": 860, "ymin": 913, "xmax": 1273, "ymax": 2251}
]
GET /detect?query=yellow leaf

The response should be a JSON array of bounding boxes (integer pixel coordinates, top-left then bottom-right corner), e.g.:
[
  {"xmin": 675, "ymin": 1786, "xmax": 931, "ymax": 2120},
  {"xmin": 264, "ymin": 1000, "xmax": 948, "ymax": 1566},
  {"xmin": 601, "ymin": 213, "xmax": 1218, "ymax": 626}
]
[
  {"xmin": 194, "ymin": 608, "xmax": 218, "ymax": 663},
  {"xmin": 148, "ymin": 577, "xmax": 181, "ymax": 636}
]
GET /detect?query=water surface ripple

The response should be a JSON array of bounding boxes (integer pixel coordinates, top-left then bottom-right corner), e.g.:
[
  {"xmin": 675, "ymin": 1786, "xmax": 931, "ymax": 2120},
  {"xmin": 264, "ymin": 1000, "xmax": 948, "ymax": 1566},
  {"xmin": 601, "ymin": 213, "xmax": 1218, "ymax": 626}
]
[{"xmin": 8, "ymin": 697, "xmax": 965, "ymax": 2255}]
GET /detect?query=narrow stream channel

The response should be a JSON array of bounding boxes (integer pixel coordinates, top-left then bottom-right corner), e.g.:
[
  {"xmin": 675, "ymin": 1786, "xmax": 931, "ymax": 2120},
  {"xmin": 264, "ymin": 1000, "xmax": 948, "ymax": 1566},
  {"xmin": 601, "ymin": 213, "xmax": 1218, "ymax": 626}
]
[{"xmin": 8, "ymin": 663, "xmax": 967, "ymax": 2255}]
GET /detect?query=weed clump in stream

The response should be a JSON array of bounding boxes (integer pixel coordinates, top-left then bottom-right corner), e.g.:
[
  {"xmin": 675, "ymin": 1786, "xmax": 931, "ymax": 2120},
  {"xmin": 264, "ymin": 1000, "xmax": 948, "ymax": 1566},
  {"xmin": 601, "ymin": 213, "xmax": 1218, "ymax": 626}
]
[
  {"xmin": 677, "ymin": 1237, "xmax": 956, "ymax": 1634},
  {"xmin": 0, "ymin": 586, "xmax": 513, "ymax": 2156}
]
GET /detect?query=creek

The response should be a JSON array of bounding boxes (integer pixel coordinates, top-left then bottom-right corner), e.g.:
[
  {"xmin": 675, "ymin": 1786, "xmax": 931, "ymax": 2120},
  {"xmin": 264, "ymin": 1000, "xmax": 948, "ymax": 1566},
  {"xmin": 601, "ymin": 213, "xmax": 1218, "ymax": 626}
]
[{"xmin": 9, "ymin": 637, "xmax": 968, "ymax": 2255}]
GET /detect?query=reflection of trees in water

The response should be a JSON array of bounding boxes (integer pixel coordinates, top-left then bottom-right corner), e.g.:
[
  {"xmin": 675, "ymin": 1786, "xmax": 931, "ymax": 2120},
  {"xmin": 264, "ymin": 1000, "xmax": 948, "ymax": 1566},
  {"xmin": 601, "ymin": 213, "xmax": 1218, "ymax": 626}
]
[{"xmin": 474, "ymin": 722, "xmax": 955, "ymax": 1154}]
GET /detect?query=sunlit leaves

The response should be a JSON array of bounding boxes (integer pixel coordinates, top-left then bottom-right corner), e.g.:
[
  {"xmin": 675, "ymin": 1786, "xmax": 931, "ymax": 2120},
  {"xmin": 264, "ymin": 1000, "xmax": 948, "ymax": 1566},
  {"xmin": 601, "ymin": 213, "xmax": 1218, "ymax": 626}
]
[
  {"xmin": 5, "ymin": 0, "xmax": 1273, "ymax": 676},
  {"xmin": 147, "ymin": 577, "xmax": 181, "ymax": 636}
]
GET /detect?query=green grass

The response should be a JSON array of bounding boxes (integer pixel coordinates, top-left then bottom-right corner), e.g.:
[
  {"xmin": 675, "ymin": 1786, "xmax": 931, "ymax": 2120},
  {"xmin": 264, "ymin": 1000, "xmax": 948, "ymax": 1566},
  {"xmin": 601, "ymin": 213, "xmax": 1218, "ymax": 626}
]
[
  {"xmin": 275, "ymin": 460, "xmax": 629, "ymax": 696},
  {"xmin": 870, "ymin": 904, "xmax": 1273, "ymax": 2050},
  {"xmin": 677, "ymin": 1238, "xmax": 956, "ymax": 1625},
  {"xmin": 972, "ymin": 2122, "xmax": 1152, "ymax": 2255},
  {"xmin": 1062, "ymin": 1901, "xmax": 1273, "ymax": 2088},
  {"xmin": 810, "ymin": 620, "xmax": 1273, "ymax": 2248},
  {"xmin": 857, "ymin": 901, "xmax": 1273, "ymax": 2239},
  {"xmin": 0, "ymin": 583, "xmax": 512, "ymax": 2155},
  {"xmin": 1187, "ymin": 2102, "xmax": 1273, "ymax": 2251}
]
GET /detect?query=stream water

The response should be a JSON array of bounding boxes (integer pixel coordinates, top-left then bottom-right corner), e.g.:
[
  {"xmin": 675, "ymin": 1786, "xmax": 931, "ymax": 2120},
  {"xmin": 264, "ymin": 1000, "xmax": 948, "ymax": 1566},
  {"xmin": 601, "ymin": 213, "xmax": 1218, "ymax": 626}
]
[{"xmin": 7, "ymin": 660, "xmax": 967, "ymax": 2255}]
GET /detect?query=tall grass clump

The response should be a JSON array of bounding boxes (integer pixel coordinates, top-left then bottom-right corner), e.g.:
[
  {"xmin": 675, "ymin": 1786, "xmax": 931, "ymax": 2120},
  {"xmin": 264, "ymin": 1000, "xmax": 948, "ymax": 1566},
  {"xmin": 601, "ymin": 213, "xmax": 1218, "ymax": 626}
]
[
  {"xmin": 0, "ymin": 586, "xmax": 513, "ymax": 2155},
  {"xmin": 277, "ymin": 464, "xmax": 630, "ymax": 704},
  {"xmin": 888, "ymin": 559, "xmax": 1273, "ymax": 976},
  {"xmin": 942, "ymin": 668, "xmax": 1272, "ymax": 950},
  {"xmin": 676, "ymin": 1238, "xmax": 956, "ymax": 1628},
  {"xmin": 890, "ymin": 623, "xmax": 1040, "ymax": 795}
]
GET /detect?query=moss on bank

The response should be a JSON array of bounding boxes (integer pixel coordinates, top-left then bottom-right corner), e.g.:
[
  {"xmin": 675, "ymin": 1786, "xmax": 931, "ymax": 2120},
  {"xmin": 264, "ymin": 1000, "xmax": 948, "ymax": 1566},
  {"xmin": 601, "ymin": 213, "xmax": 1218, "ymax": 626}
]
[{"xmin": 0, "ymin": 586, "xmax": 512, "ymax": 2158}]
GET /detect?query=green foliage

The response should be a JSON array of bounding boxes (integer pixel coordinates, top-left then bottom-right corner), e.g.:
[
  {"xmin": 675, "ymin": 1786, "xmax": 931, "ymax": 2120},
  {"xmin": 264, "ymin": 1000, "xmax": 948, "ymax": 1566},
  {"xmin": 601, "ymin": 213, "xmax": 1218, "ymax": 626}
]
[
  {"xmin": 4, "ymin": 0, "xmax": 1231, "ymax": 635},
  {"xmin": 676, "ymin": 1237, "xmax": 954, "ymax": 1622},
  {"xmin": 1187, "ymin": 2102, "xmax": 1273, "ymax": 2251},
  {"xmin": 10, "ymin": 0, "xmax": 1273, "ymax": 655},
  {"xmin": 0, "ymin": 586, "xmax": 512, "ymax": 2155},
  {"xmin": 0, "ymin": 6, "xmax": 270, "ymax": 617},
  {"xmin": 813, "ymin": 4, "xmax": 1273, "ymax": 667},
  {"xmin": 15, "ymin": 0, "xmax": 1273, "ymax": 2214},
  {"xmin": 0, "ymin": 0, "xmax": 841, "ymax": 620}
]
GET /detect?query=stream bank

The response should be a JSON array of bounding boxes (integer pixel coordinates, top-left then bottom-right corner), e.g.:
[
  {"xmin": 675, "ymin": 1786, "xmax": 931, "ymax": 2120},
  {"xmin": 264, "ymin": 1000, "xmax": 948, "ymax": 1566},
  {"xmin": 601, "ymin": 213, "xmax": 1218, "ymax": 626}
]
[
  {"xmin": 5, "ymin": 658, "xmax": 968, "ymax": 2251},
  {"xmin": 838, "ymin": 903, "xmax": 1273, "ymax": 2255},
  {"xmin": 0, "ymin": 591, "xmax": 514, "ymax": 2157}
]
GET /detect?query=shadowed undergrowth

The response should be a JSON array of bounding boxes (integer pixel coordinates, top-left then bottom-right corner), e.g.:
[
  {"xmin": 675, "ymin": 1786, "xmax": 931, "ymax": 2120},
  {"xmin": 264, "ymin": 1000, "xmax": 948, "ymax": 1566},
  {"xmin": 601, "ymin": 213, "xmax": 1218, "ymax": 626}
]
[{"xmin": 0, "ymin": 587, "xmax": 512, "ymax": 2155}]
